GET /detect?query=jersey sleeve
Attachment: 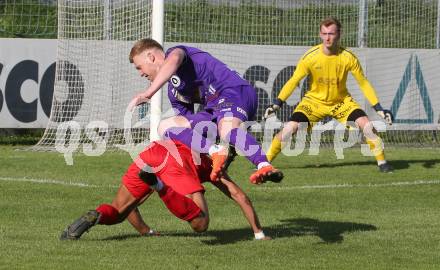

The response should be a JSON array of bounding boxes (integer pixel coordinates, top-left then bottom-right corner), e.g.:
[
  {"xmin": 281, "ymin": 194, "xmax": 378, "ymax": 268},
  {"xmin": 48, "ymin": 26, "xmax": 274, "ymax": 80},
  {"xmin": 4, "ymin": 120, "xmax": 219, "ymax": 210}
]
[
  {"xmin": 168, "ymin": 85, "xmax": 195, "ymax": 116},
  {"xmin": 350, "ymin": 56, "xmax": 380, "ymax": 106},
  {"xmin": 170, "ymin": 98, "xmax": 195, "ymax": 116},
  {"xmin": 277, "ymin": 58, "xmax": 309, "ymax": 102},
  {"xmin": 166, "ymin": 46, "xmax": 188, "ymax": 60}
]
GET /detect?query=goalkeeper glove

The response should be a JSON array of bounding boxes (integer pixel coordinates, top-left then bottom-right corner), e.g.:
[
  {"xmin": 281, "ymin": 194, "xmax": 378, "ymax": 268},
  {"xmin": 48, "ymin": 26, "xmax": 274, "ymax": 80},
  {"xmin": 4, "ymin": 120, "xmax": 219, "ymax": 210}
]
[
  {"xmin": 264, "ymin": 98, "xmax": 284, "ymax": 120},
  {"xmin": 373, "ymin": 103, "xmax": 393, "ymax": 125}
]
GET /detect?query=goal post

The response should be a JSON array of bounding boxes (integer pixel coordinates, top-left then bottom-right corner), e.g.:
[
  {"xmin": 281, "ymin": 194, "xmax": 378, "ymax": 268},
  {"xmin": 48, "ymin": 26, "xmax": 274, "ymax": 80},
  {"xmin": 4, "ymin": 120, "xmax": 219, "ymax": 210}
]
[{"xmin": 149, "ymin": 0, "xmax": 164, "ymax": 141}]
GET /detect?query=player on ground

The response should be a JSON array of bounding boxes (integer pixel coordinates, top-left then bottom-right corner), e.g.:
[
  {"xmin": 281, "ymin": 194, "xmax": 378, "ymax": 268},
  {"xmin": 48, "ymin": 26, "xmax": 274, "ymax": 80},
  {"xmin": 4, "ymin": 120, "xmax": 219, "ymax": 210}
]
[
  {"xmin": 60, "ymin": 140, "xmax": 270, "ymax": 240},
  {"xmin": 265, "ymin": 17, "xmax": 393, "ymax": 173},
  {"xmin": 128, "ymin": 39, "xmax": 283, "ymax": 184}
]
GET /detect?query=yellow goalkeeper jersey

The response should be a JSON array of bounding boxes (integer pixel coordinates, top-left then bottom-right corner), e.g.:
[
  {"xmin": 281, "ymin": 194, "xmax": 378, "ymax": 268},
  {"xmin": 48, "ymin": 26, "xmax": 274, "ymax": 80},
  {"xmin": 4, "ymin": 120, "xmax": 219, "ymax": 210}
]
[{"xmin": 278, "ymin": 44, "xmax": 379, "ymax": 106}]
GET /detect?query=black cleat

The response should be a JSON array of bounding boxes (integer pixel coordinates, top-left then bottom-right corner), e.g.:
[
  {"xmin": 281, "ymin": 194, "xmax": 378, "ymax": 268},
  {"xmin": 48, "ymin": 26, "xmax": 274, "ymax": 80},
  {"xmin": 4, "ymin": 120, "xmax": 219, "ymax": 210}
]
[
  {"xmin": 138, "ymin": 166, "xmax": 158, "ymax": 186},
  {"xmin": 262, "ymin": 170, "xmax": 284, "ymax": 183},
  {"xmin": 60, "ymin": 210, "xmax": 101, "ymax": 240},
  {"xmin": 378, "ymin": 163, "xmax": 393, "ymax": 173},
  {"xmin": 222, "ymin": 145, "xmax": 238, "ymax": 171}
]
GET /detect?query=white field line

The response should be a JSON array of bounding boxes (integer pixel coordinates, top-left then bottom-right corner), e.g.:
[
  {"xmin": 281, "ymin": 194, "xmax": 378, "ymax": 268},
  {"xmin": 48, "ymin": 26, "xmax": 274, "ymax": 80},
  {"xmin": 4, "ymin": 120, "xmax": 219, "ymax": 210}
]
[
  {"xmin": 255, "ymin": 180, "xmax": 440, "ymax": 191},
  {"xmin": 0, "ymin": 176, "xmax": 118, "ymax": 189},
  {"xmin": 1, "ymin": 176, "xmax": 439, "ymax": 191}
]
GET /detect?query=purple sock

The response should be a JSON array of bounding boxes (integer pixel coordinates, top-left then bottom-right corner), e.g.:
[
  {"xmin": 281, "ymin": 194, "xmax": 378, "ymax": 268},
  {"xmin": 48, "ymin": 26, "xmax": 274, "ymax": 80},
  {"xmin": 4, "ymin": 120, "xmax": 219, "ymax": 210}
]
[
  {"xmin": 227, "ymin": 128, "xmax": 268, "ymax": 166},
  {"xmin": 163, "ymin": 127, "xmax": 214, "ymax": 154}
]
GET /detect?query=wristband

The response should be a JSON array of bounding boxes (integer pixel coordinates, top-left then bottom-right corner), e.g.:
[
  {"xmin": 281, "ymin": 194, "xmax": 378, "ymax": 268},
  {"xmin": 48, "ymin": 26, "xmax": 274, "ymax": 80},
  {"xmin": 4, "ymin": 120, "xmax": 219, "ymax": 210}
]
[
  {"xmin": 372, "ymin": 103, "xmax": 384, "ymax": 112},
  {"xmin": 273, "ymin": 98, "xmax": 284, "ymax": 107}
]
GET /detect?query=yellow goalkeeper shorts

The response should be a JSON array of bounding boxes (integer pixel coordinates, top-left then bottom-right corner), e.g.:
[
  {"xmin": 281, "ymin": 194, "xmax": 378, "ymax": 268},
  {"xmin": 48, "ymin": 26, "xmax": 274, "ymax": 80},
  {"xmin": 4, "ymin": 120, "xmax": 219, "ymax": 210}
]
[{"xmin": 293, "ymin": 95, "xmax": 362, "ymax": 126}]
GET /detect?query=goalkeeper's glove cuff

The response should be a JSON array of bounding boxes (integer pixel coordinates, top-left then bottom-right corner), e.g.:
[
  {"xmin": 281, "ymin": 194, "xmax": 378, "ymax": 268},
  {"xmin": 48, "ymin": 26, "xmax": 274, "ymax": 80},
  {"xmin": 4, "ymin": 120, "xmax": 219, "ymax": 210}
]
[
  {"xmin": 264, "ymin": 100, "xmax": 283, "ymax": 120},
  {"xmin": 372, "ymin": 103, "xmax": 384, "ymax": 112},
  {"xmin": 373, "ymin": 103, "xmax": 394, "ymax": 125},
  {"xmin": 273, "ymin": 98, "xmax": 284, "ymax": 107}
]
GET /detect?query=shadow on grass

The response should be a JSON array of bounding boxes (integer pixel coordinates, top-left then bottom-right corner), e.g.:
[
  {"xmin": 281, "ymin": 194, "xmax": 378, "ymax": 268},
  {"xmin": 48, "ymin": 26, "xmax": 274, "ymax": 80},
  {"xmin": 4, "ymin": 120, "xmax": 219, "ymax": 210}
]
[
  {"xmin": 101, "ymin": 218, "xmax": 377, "ymax": 245},
  {"xmin": 277, "ymin": 159, "xmax": 440, "ymax": 171}
]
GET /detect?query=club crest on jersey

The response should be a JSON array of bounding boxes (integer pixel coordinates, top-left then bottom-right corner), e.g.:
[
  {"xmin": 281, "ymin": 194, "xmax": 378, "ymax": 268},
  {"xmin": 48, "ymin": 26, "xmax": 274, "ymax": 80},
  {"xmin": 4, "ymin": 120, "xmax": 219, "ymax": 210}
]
[{"xmin": 170, "ymin": 75, "xmax": 181, "ymax": 88}]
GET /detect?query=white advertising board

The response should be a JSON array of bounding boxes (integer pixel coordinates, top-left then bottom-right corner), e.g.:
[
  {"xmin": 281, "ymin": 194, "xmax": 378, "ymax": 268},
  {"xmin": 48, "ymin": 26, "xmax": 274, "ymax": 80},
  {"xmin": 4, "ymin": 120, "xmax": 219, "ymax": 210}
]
[{"xmin": 1, "ymin": 39, "xmax": 439, "ymax": 129}]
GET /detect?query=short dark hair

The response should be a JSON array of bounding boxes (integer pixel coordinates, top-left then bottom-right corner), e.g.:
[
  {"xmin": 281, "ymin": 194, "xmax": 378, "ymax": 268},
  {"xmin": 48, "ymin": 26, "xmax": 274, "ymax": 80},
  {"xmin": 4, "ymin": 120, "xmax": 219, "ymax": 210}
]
[
  {"xmin": 319, "ymin": 17, "xmax": 342, "ymax": 32},
  {"xmin": 129, "ymin": 38, "xmax": 163, "ymax": 63}
]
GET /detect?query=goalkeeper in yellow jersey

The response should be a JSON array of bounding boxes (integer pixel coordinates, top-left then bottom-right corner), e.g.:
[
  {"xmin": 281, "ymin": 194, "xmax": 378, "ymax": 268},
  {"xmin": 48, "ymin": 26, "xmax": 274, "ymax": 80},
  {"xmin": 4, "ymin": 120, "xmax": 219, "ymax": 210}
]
[{"xmin": 265, "ymin": 17, "xmax": 393, "ymax": 173}]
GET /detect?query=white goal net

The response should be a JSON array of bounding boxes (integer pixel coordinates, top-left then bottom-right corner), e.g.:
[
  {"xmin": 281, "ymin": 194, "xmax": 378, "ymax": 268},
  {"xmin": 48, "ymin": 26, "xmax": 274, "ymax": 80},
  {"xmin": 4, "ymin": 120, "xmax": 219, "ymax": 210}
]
[
  {"xmin": 32, "ymin": 0, "xmax": 153, "ymax": 152},
  {"xmin": 26, "ymin": 0, "xmax": 440, "ymax": 151}
]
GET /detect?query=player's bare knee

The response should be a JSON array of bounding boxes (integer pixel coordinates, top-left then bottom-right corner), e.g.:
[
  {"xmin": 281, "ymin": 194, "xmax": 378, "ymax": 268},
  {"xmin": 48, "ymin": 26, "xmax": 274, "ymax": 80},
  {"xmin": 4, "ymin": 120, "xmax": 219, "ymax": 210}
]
[
  {"xmin": 287, "ymin": 112, "xmax": 309, "ymax": 134},
  {"xmin": 218, "ymin": 128, "xmax": 231, "ymax": 142},
  {"xmin": 157, "ymin": 119, "xmax": 172, "ymax": 137},
  {"xmin": 218, "ymin": 117, "xmax": 242, "ymax": 140},
  {"xmin": 279, "ymin": 121, "xmax": 299, "ymax": 141},
  {"xmin": 158, "ymin": 116, "xmax": 192, "ymax": 138}
]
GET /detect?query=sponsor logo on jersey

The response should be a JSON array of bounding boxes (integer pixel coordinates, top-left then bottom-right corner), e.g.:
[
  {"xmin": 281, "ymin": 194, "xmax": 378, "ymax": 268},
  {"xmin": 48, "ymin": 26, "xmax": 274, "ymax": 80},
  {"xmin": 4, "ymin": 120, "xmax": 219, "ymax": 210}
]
[
  {"xmin": 317, "ymin": 77, "xmax": 338, "ymax": 85},
  {"xmin": 237, "ymin": 107, "xmax": 247, "ymax": 117},
  {"xmin": 330, "ymin": 100, "xmax": 344, "ymax": 114},
  {"xmin": 334, "ymin": 105, "xmax": 352, "ymax": 119},
  {"xmin": 218, "ymin": 98, "xmax": 225, "ymax": 104},
  {"xmin": 297, "ymin": 104, "xmax": 313, "ymax": 116},
  {"xmin": 171, "ymin": 75, "xmax": 181, "ymax": 88}
]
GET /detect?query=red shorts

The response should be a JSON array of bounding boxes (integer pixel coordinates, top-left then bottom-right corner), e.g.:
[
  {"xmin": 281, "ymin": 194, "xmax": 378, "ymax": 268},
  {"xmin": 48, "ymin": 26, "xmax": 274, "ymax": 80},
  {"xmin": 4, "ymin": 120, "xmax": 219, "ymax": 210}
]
[
  {"xmin": 122, "ymin": 162, "xmax": 153, "ymax": 199},
  {"xmin": 122, "ymin": 140, "xmax": 213, "ymax": 199}
]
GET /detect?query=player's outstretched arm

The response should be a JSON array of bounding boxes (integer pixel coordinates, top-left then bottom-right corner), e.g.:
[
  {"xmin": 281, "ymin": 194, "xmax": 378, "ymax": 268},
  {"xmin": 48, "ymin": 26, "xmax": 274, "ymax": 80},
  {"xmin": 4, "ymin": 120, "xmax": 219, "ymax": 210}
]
[
  {"xmin": 276, "ymin": 59, "xmax": 308, "ymax": 104},
  {"xmin": 145, "ymin": 48, "xmax": 185, "ymax": 97},
  {"xmin": 125, "ymin": 192, "xmax": 159, "ymax": 236},
  {"xmin": 129, "ymin": 48, "xmax": 186, "ymax": 110},
  {"xmin": 212, "ymin": 173, "xmax": 271, "ymax": 240},
  {"xmin": 264, "ymin": 59, "xmax": 308, "ymax": 120},
  {"xmin": 126, "ymin": 207, "xmax": 159, "ymax": 236}
]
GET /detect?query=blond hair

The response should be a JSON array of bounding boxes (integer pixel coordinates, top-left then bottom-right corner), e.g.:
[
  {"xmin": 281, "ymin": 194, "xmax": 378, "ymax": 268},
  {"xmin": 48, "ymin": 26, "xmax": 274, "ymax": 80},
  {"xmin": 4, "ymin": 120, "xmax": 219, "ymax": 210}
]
[{"xmin": 129, "ymin": 38, "xmax": 163, "ymax": 63}]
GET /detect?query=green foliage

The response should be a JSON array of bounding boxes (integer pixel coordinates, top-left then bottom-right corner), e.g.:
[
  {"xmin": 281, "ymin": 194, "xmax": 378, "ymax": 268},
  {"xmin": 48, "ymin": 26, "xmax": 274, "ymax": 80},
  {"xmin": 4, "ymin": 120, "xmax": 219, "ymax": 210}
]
[
  {"xmin": 0, "ymin": 146, "xmax": 440, "ymax": 269},
  {"xmin": 0, "ymin": 129, "xmax": 44, "ymax": 145},
  {"xmin": 165, "ymin": 1, "xmax": 359, "ymax": 46},
  {"xmin": 0, "ymin": 0, "xmax": 437, "ymax": 48},
  {"xmin": 0, "ymin": 0, "xmax": 57, "ymax": 38},
  {"xmin": 164, "ymin": 0, "xmax": 438, "ymax": 48},
  {"xmin": 368, "ymin": 0, "xmax": 438, "ymax": 48}
]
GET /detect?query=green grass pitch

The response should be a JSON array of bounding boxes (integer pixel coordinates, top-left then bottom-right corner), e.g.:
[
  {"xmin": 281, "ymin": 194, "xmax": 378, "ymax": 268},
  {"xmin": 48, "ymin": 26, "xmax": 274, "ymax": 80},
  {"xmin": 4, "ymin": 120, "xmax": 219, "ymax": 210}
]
[{"xmin": 1, "ymin": 145, "xmax": 439, "ymax": 269}]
